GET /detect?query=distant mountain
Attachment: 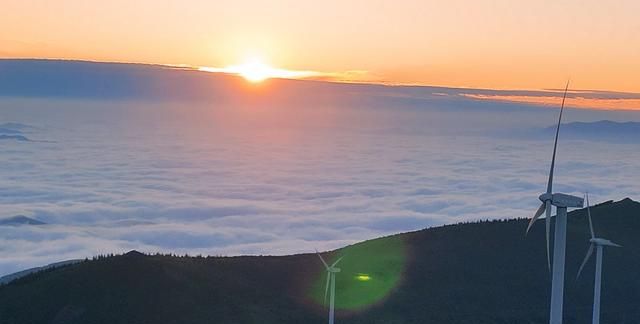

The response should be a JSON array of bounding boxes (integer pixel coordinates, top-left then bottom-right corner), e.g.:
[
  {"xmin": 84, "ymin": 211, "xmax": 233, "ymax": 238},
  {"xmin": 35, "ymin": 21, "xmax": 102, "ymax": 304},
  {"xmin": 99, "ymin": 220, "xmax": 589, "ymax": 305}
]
[
  {"xmin": 0, "ymin": 260, "xmax": 81, "ymax": 285},
  {"xmin": 0, "ymin": 134, "xmax": 30, "ymax": 142},
  {"xmin": 0, "ymin": 122, "xmax": 33, "ymax": 130},
  {"xmin": 1, "ymin": 198, "xmax": 639, "ymax": 323},
  {"xmin": 0, "ymin": 122, "xmax": 35, "ymax": 137},
  {"xmin": 100, "ymin": 219, "xmax": 156, "ymax": 227},
  {"xmin": 0, "ymin": 59, "xmax": 439, "ymax": 110},
  {"xmin": 0, "ymin": 123, "xmax": 37, "ymax": 141},
  {"xmin": 0, "ymin": 59, "xmax": 580, "ymax": 113},
  {"xmin": 546, "ymin": 121, "xmax": 640, "ymax": 143},
  {"xmin": 0, "ymin": 128, "xmax": 22, "ymax": 134},
  {"xmin": 0, "ymin": 215, "xmax": 46, "ymax": 226}
]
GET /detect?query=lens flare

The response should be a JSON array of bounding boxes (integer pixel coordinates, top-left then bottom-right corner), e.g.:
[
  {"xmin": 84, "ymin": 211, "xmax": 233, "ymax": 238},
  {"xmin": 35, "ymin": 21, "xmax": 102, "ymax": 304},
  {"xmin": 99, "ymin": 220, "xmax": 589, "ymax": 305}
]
[{"xmin": 309, "ymin": 235, "xmax": 407, "ymax": 310}]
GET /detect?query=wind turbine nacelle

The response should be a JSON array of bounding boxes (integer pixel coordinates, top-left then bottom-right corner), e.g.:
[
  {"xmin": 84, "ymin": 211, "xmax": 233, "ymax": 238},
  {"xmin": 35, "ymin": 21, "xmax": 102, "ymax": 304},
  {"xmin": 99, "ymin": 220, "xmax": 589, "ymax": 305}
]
[
  {"xmin": 330, "ymin": 268, "xmax": 341, "ymax": 273},
  {"xmin": 551, "ymin": 193, "xmax": 584, "ymax": 208},
  {"xmin": 590, "ymin": 238, "xmax": 622, "ymax": 247},
  {"xmin": 539, "ymin": 193, "xmax": 553, "ymax": 202}
]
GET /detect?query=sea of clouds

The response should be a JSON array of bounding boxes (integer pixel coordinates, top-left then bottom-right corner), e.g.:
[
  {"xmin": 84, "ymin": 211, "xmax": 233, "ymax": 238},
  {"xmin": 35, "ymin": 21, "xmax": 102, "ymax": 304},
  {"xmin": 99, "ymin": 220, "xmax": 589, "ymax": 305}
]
[{"xmin": 1, "ymin": 72, "xmax": 640, "ymax": 277}]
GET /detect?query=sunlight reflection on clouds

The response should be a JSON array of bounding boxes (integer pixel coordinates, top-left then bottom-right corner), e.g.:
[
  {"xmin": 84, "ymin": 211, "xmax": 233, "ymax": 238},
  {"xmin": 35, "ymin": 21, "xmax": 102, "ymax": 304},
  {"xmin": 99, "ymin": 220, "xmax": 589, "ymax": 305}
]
[{"xmin": 0, "ymin": 98, "xmax": 639, "ymax": 276}]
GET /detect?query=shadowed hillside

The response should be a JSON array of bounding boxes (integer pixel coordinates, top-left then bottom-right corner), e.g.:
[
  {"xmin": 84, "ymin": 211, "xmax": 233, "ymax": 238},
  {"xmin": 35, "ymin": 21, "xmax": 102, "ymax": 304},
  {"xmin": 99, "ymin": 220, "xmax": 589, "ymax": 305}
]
[{"xmin": 1, "ymin": 198, "xmax": 639, "ymax": 324}]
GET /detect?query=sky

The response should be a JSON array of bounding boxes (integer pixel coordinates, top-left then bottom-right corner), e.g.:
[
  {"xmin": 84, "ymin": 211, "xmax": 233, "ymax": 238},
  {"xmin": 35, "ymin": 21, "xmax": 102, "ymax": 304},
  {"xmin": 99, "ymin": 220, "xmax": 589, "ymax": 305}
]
[
  {"xmin": 1, "ymin": 2, "xmax": 640, "ymax": 278},
  {"xmin": 2, "ymin": 0, "xmax": 640, "ymax": 93}
]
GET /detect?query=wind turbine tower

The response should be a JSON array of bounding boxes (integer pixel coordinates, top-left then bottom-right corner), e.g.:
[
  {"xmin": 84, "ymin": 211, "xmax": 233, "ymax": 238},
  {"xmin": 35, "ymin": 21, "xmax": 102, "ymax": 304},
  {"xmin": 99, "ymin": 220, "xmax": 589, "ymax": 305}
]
[
  {"xmin": 577, "ymin": 193, "xmax": 621, "ymax": 324},
  {"xmin": 526, "ymin": 81, "xmax": 584, "ymax": 324},
  {"xmin": 316, "ymin": 250, "xmax": 344, "ymax": 324}
]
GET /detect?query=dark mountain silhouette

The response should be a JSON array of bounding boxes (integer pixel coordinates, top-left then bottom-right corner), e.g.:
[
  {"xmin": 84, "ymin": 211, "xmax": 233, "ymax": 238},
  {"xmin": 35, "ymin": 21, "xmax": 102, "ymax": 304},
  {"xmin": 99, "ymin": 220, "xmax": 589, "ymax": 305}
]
[
  {"xmin": 0, "ymin": 215, "xmax": 46, "ymax": 226},
  {"xmin": 1, "ymin": 198, "xmax": 639, "ymax": 324}
]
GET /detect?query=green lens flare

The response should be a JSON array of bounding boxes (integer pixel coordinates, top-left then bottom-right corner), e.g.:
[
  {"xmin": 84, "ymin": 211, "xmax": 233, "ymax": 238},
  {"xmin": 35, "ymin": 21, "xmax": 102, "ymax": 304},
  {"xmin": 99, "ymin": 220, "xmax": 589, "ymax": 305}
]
[{"xmin": 310, "ymin": 235, "xmax": 407, "ymax": 310}]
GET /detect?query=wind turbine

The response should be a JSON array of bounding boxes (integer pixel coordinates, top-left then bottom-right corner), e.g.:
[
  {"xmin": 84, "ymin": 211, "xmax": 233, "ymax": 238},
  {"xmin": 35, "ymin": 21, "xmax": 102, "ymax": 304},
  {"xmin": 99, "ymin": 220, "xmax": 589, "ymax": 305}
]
[
  {"xmin": 316, "ymin": 250, "xmax": 344, "ymax": 324},
  {"xmin": 576, "ymin": 193, "xmax": 621, "ymax": 324},
  {"xmin": 526, "ymin": 80, "xmax": 584, "ymax": 324}
]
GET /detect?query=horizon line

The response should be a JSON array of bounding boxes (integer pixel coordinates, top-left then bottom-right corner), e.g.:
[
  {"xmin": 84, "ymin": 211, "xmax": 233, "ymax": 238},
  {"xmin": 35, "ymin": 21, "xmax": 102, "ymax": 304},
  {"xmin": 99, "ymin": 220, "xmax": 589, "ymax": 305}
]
[{"xmin": 2, "ymin": 57, "xmax": 640, "ymax": 111}]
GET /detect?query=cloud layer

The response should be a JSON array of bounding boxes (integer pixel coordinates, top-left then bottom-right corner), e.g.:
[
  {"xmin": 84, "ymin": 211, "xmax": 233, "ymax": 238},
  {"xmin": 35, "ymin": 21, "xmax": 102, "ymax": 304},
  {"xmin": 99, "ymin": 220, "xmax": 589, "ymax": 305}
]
[{"xmin": 1, "ymin": 68, "xmax": 640, "ymax": 277}]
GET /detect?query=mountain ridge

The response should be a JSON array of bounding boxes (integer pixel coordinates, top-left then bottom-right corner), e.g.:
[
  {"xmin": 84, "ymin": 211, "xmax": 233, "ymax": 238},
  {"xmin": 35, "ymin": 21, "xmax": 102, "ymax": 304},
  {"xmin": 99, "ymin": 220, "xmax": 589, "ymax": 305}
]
[{"xmin": 1, "ymin": 198, "xmax": 639, "ymax": 323}]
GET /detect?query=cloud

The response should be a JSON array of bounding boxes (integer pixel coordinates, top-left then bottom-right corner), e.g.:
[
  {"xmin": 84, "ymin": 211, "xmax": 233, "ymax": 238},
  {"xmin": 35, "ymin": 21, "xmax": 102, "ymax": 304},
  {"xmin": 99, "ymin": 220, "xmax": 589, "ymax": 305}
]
[
  {"xmin": 1, "ymin": 63, "xmax": 640, "ymax": 277},
  {"xmin": 459, "ymin": 92, "xmax": 640, "ymax": 111}
]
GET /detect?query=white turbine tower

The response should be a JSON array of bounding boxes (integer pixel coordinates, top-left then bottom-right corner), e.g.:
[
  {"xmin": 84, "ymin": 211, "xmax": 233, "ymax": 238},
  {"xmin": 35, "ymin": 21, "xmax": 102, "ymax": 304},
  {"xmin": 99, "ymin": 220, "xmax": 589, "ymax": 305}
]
[
  {"xmin": 316, "ymin": 250, "xmax": 344, "ymax": 324},
  {"xmin": 576, "ymin": 193, "xmax": 621, "ymax": 324},
  {"xmin": 526, "ymin": 81, "xmax": 584, "ymax": 324}
]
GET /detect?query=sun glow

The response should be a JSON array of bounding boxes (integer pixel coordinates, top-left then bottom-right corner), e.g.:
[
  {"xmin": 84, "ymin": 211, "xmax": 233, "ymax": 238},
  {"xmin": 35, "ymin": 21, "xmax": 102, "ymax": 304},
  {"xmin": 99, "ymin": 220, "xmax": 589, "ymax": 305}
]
[
  {"xmin": 199, "ymin": 58, "xmax": 321, "ymax": 83},
  {"xmin": 231, "ymin": 58, "xmax": 273, "ymax": 83}
]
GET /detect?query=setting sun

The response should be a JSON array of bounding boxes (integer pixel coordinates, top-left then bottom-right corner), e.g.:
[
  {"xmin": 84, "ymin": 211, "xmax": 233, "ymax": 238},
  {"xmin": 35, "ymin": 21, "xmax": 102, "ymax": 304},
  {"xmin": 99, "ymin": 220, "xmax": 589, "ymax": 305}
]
[
  {"xmin": 199, "ymin": 58, "xmax": 322, "ymax": 83},
  {"xmin": 232, "ymin": 59, "xmax": 272, "ymax": 83}
]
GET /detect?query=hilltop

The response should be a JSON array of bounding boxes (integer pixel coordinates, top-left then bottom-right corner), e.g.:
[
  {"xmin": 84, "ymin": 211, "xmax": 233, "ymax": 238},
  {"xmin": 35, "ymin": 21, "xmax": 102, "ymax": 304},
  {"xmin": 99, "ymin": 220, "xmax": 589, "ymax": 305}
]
[{"xmin": 1, "ymin": 198, "xmax": 639, "ymax": 324}]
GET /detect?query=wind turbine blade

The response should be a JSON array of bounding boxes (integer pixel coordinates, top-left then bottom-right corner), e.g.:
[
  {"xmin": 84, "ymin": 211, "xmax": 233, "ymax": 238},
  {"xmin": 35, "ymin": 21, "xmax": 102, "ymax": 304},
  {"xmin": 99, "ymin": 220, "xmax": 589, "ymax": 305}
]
[
  {"xmin": 586, "ymin": 193, "xmax": 595, "ymax": 239},
  {"xmin": 546, "ymin": 80, "xmax": 570, "ymax": 195},
  {"xmin": 324, "ymin": 271, "xmax": 330, "ymax": 305},
  {"xmin": 576, "ymin": 243, "xmax": 594, "ymax": 280},
  {"xmin": 331, "ymin": 256, "xmax": 344, "ymax": 268},
  {"xmin": 545, "ymin": 201, "xmax": 552, "ymax": 271},
  {"xmin": 526, "ymin": 202, "xmax": 546, "ymax": 234},
  {"xmin": 316, "ymin": 249, "xmax": 329, "ymax": 270},
  {"xmin": 609, "ymin": 241, "xmax": 622, "ymax": 248}
]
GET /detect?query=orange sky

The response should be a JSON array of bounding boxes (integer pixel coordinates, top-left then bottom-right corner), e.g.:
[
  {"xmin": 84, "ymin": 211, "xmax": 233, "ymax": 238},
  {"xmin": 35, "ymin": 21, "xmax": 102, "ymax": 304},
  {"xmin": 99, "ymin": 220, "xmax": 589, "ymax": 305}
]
[{"xmin": 1, "ymin": 0, "xmax": 640, "ymax": 94}]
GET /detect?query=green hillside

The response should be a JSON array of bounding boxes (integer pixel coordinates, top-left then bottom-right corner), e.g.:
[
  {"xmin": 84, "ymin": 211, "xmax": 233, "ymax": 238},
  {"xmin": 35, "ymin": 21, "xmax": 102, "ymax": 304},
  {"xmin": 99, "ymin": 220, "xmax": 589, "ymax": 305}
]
[{"xmin": 1, "ymin": 198, "xmax": 639, "ymax": 324}]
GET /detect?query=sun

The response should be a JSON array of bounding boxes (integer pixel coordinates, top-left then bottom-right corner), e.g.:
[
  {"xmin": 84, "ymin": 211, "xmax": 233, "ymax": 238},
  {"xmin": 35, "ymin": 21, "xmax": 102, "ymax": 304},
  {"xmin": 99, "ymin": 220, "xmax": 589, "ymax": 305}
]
[
  {"xmin": 234, "ymin": 58, "xmax": 272, "ymax": 83},
  {"xmin": 199, "ymin": 58, "xmax": 320, "ymax": 83},
  {"xmin": 216, "ymin": 58, "xmax": 280, "ymax": 83}
]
